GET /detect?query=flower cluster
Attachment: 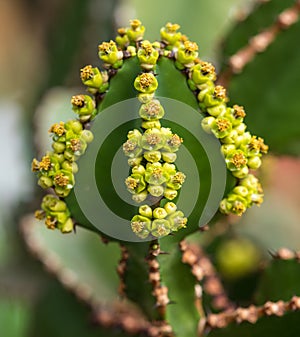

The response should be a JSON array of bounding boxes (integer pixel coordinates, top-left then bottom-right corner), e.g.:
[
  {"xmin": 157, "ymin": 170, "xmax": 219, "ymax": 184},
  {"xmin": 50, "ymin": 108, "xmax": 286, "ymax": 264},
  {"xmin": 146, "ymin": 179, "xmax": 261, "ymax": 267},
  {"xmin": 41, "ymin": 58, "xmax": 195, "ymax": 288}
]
[
  {"xmin": 131, "ymin": 202, "xmax": 187, "ymax": 239},
  {"xmin": 157, "ymin": 24, "xmax": 268, "ymax": 216},
  {"xmin": 175, "ymin": 42, "xmax": 268, "ymax": 215},
  {"xmin": 80, "ymin": 65, "xmax": 109, "ymax": 94},
  {"xmin": 32, "ymin": 119, "xmax": 94, "ymax": 231},
  {"xmin": 123, "ymin": 47, "xmax": 188, "ymax": 239},
  {"xmin": 34, "ymin": 195, "xmax": 73, "ymax": 233}
]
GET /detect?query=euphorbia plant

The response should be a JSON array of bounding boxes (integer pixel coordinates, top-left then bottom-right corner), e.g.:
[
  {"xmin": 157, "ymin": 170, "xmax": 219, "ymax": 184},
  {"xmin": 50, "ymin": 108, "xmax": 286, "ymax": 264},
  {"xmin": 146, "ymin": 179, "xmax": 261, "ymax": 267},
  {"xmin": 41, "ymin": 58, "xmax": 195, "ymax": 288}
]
[{"xmin": 31, "ymin": 18, "xmax": 300, "ymax": 337}]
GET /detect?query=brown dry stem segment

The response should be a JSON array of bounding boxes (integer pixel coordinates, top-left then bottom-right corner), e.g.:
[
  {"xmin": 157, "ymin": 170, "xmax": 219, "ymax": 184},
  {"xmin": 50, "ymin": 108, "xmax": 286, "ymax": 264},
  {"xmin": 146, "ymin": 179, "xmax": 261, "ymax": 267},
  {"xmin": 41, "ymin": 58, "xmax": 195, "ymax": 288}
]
[
  {"xmin": 205, "ymin": 295, "xmax": 300, "ymax": 330},
  {"xmin": 218, "ymin": 0, "xmax": 300, "ymax": 86},
  {"xmin": 180, "ymin": 240, "xmax": 234, "ymax": 312},
  {"xmin": 270, "ymin": 247, "xmax": 300, "ymax": 261},
  {"xmin": 117, "ymin": 244, "xmax": 130, "ymax": 297}
]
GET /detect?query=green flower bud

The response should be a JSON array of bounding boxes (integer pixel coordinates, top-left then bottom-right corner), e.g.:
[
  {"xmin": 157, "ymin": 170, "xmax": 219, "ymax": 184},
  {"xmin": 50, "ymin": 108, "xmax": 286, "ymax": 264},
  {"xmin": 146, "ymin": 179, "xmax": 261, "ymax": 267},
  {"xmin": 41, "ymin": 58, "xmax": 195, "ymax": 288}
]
[
  {"xmin": 55, "ymin": 186, "xmax": 71, "ymax": 198},
  {"xmin": 51, "ymin": 153, "xmax": 65, "ymax": 164},
  {"xmin": 61, "ymin": 161, "xmax": 78, "ymax": 174},
  {"xmin": 247, "ymin": 156, "xmax": 262, "ymax": 170},
  {"xmin": 206, "ymin": 104, "xmax": 227, "ymax": 118},
  {"xmin": 220, "ymin": 144, "xmax": 236, "ymax": 157},
  {"xmin": 240, "ymin": 174, "xmax": 259, "ymax": 190},
  {"xmin": 131, "ymin": 214, "xmax": 151, "ymax": 239},
  {"xmin": 137, "ymin": 40, "xmax": 159, "ymax": 70},
  {"xmin": 132, "ymin": 165, "xmax": 146, "ymax": 175},
  {"xmin": 162, "ymin": 163, "xmax": 177, "ymax": 175},
  {"xmin": 234, "ymin": 131, "xmax": 252, "ymax": 148},
  {"xmin": 164, "ymin": 202, "xmax": 177, "ymax": 214},
  {"xmin": 144, "ymin": 150, "xmax": 162, "ymax": 163},
  {"xmin": 42, "ymin": 194, "xmax": 67, "ymax": 212},
  {"xmin": 134, "ymin": 73, "xmax": 158, "ymax": 94},
  {"xmin": 219, "ymin": 198, "xmax": 231, "ymax": 215},
  {"xmin": 138, "ymin": 93, "xmax": 155, "ymax": 103},
  {"xmin": 64, "ymin": 149, "xmax": 75, "ymax": 162},
  {"xmin": 38, "ymin": 176, "xmax": 53, "ymax": 189},
  {"xmin": 98, "ymin": 40, "xmax": 123, "ymax": 68},
  {"xmin": 61, "ymin": 218, "xmax": 74, "ymax": 233},
  {"xmin": 132, "ymin": 191, "xmax": 148, "ymax": 203},
  {"xmin": 139, "ymin": 99, "xmax": 164, "ymax": 120},
  {"xmin": 81, "ymin": 130, "xmax": 94, "ymax": 143},
  {"xmin": 128, "ymin": 157, "xmax": 143, "ymax": 167},
  {"xmin": 163, "ymin": 188, "xmax": 178, "ymax": 200},
  {"xmin": 201, "ymin": 116, "xmax": 215, "ymax": 134},
  {"xmin": 52, "ymin": 141, "xmax": 66, "ymax": 154},
  {"xmin": 153, "ymin": 207, "xmax": 168, "ymax": 219},
  {"xmin": 147, "ymin": 185, "xmax": 164, "ymax": 197},
  {"xmin": 115, "ymin": 27, "xmax": 129, "ymax": 48},
  {"xmin": 65, "ymin": 120, "xmax": 83, "ymax": 134},
  {"xmin": 139, "ymin": 205, "xmax": 152, "ymax": 218},
  {"xmin": 235, "ymin": 123, "xmax": 247, "ymax": 135},
  {"xmin": 127, "ymin": 19, "xmax": 145, "ymax": 42},
  {"xmin": 160, "ymin": 22, "xmax": 181, "ymax": 46},
  {"xmin": 232, "ymin": 166, "xmax": 249, "ymax": 179},
  {"xmin": 233, "ymin": 186, "xmax": 249, "ymax": 197},
  {"xmin": 161, "ymin": 152, "xmax": 177, "ymax": 163},
  {"xmin": 151, "ymin": 219, "xmax": 171, "ymax": 238},
  {"xmin": 141, "ymin": 120, "xmax": 161, "ymax": 129},
  {"xmin": 221, "ymin": 129, "xmax": 238, "ymax": 144},
  {"xmin": 197, "ymin": 81, "xmax": 214, "ymax": 102}
]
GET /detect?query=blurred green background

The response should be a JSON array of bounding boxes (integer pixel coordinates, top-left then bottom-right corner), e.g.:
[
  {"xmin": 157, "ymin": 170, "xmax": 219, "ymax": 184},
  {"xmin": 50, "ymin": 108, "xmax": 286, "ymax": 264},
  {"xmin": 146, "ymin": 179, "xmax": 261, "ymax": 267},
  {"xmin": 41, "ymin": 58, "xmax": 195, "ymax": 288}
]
[{"xmin": 1, "ymin": 0, "xmax": 300, "ymax": 336}]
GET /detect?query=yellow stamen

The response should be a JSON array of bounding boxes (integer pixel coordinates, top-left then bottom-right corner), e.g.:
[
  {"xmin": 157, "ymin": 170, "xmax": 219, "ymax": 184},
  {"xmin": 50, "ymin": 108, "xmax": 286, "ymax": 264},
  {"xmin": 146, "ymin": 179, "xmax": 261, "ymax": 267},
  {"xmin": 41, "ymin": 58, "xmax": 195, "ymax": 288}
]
[
  {"xmin": 214, "ymin": 85, "xmax": 227, "ymax": 100},
  {"xmin": 70, "ymin": 138, "xmax": 81, "ymax": 152},
  {"xmin": 54, "ymin": 173, "xmax": 69, "ymax": 187},
  {"xmin": 31, "ymin": 158, "xmax": 40, "ymax": 172},
  {"xmin": 130, "ymin": 19, "xmax": 142, "ymax": 30},
  {"xmin": 45, "ymin": 216, "xmax": 56, "ymax": 230},
  {"xmin": 49, "ymin": 122, "xmax": 66, "ymax": 136},
  {"xmin": 216, "ymin": 119, "xmax": 230, "ymax": 132},
  {"xmin": 166, "ymin": 23, "xmax": 180, "ymax": 32},
  {"xmin": 80, "ymin": 65, "xmax": 94, "ymax": 81},
  {"xmin": 39, "ymin": 155, "xmax": 51, "ymax": 171},
  {"xmin": 71, "ymin": 95, "xmax": 85, "ymax": 107},
  {"xmin": 233, "ymin": 104, "xmax": 246, "ymax": 118},
  {"xmin": 184, "ymin": 41, "xmax": 198, "ymax": 53},
  {"xmin": 131, "ymin": 221, "xmax": 144, "ymax": 233},
  {"xmin": 231, "ymin": 153, "xmax": 247, "ymax": 168}
]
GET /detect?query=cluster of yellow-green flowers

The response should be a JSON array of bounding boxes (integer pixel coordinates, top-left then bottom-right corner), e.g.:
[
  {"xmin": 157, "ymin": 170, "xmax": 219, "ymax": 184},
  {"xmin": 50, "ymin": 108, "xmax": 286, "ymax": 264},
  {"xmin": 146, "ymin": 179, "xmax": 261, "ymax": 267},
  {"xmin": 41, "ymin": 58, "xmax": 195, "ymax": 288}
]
[
  {"xmin": 32, "ymin": 120, "xmax": 94, "ymax": 231},
  {"xmin": 122, "ymin": 38, "xmax": 188, "ymax": 239},
  {"xmin": 153, "ymin": 22, "xmax": 268, "ymax": 216}
]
